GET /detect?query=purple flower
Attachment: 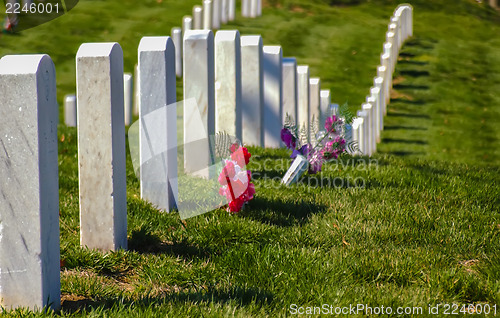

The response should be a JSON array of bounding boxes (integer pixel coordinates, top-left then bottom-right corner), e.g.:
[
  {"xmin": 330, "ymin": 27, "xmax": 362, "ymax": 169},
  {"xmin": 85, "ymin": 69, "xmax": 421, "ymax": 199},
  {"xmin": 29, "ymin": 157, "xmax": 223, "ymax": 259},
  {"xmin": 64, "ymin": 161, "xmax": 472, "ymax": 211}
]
[
  {"xmin": 281, "ymin": 128, "xmax": 296, "ymax": 149},
  {"xmin": 291, "ymin": 144, "xmax": 310, "ymax": 159},
  {"xmin": 324, "ymin": 115, "xmax": 338, "ymax": 133}
]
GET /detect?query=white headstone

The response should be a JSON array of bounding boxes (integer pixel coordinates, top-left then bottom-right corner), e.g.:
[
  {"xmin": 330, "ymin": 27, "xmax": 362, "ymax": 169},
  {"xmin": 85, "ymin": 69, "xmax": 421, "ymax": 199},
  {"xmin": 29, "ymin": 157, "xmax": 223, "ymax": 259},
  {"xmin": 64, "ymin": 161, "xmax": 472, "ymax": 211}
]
[
  {"xmin": 257, "ymin": 0, "xmax": 262, "ymax": 16},
  {"xmin": 215, "ymin": 30, "xmax": 242, "ymax": 141},
  {"xmin": 262, "ymin": 45, "xmax": 283, "ymax": 148},
  {"xmin": 64, "ymin": 94, "xmax": 77, "ymax": 127},
  {"xmin": 171, "ymin": 27, "xmax": 183, "ymax": 77},
  {"xmin": 76, "ymin": 43, "xmax": 128, "ymax": 251},
  {"xmin": 240, "ymin": 35, "xmax": 264, "ymax": 147},
  {"xmin": 361, "ymin": 103, "xmax": 374, "ymax": 155},
  {"xmin": 351, "ymin": 117, "xmax": 363, "ymax": 155},
  {"xmin": 183, "ymin": 30, "xmax": 216, "ymax": 178},
  {"xmin": 0, "ymin": 54, "xmax": 60, "ymax": 311},
  {"xmin": 369, "ymin": 88, "xmax": 381, "ymax": 143},
  {"xmin": 377, "ymin": 65, "xmax": 387, "ymax": 114},
  {"xmin": 228, "ymin": 0, "xmax": 236, "ymax": 21},
  {"xmin": 221, "ymin": 0, "xmax": 228, "ymax": 23},
  {"xmin": 138, "ymin": 36, "xmax": 178, "ymax": 212},
  {"xmin": 356, "ymin": 110, "xmax": 369, "ymax": 155},
  {"xmin": 250, "ymin": 0, "xmax": 258, "ymax": 18},
  {"xmin": 183, "ymin": 16, "xmax": 193, "ymax": 34},
  {"xmin": 242, "ymin": 0, "xmax": 251, "ymax": 17},
  {"xmin": 193, "ymin": 5, "xmax": 203, "ymax": 29},
  {"xmin": 297, "ymin": 65, "xmax": 310, "ymax": 139},
  {"xmin": 203, "ymin": 0, "xmax": 213, "ymax": 30},
  {"xmin": 133, "ymin": 63, "xmax": 140, "ymax": 116},
  {"xmin": 320, "ymin": 89, "xmax": 330, "ymax": 126},
  {"xmin": 374, "ymin": 75, "xmax": 385, "ymax": 129},
  {"xmin": 380, "ymin": 51, "xmax": 391, "ymax": 105},
  {"xmin": 282, "ymin": 57, "xmax": 298, "ymax": 126},
  {"xmin": 212, "ymin": 0, "xmax": 221, "ymax": 29},
  {"xmin": 309, "ymin": 77, "xmax": 321, "ymax": 133},
  {"xmin": 124, "ymin": 72, "xmax": 133, "ymax": 125}
]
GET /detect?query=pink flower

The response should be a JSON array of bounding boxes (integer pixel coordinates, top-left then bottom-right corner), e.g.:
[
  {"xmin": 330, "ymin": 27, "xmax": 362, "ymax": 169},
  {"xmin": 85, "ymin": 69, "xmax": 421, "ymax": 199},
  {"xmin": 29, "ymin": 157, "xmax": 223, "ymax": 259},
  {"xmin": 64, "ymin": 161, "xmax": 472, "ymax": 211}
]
[
  {"xmin": 218, "ymin": 160, "xmax": 236, "ymax": 185},
  {"xmin": 324, "ymin": 115, "xmax": 338, "ymax": 133},
  {"xmin": 231, "ymin": 147, "xmax": 251, "ymax": 167}
]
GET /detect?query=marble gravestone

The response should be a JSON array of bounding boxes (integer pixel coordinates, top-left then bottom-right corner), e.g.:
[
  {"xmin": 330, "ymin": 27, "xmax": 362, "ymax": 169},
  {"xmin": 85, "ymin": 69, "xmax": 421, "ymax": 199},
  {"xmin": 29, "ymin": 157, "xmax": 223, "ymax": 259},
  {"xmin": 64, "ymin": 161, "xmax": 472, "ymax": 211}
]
[
  {"xmin": 221, "ymin": 0, "xmax": 228, "ymax": 23},
  {"xmin": 370, "ymin": 86, "xmax": 382, "ymax": 142},
  {"xmin": 296, "ymin": 65, "xmax": 310, "ymax": 140},
  {"xmin": 320, "ymin": 89, "xmax": 331, "ymax": 127},
  {"xmin": 124, "ymin": 72, "xmax": 133, "ymax": 126},
  {"xmin": 215, "ymin": 30, "xmax": 242, "ymax": 141},
  {"xmin": 183, "ymin": 16, "xmax": 193, "ymax": 33},
  {"xmin": 250, "ymin": 0, "xmax": 258, "ymax": 18},
  {"xmin": 76, "ymin": 43, "xmax": 128, "ymax": 252},
  {"xmin": 282, "ymin": 57, "xmax": 298, "ymax": 126},
  {"xmin": 64, "ymin": 94, "xmax": 77, "ymax": 127},
  {"xmin": 356, "ymin": 110, "xmax": 369, "ymax": 156},
  {"xmin": 262, "ymin": 45, "xmax": 283, "ymax": 148},
  {"xmin": 240, "ymin": 35, "xmax": 264, "ymax": 147},
  {"xmin": 0, "ymin": 54, "xmax": 61, "ymax": 311},
  {"xmin": 374, "ymin": 76, "xmax": 385, "ymax": 132},
  {"xmin": 138, "ymin": 36, "xmax": 178, "ymax": 212},
  {"xmin": 228, "ymin": 0, "xmax": 236, "ymax": 21},
  {"xmin": 309, "ymin": 77, "xmax": 321, "ymax": 134},
  {"xmin": 361, "ymin": 103, "xmax": 374, "ymax": 156},
  {"xmin": 212, "ymin": 0, "xmax": 221, "ymax": 30},
  {"xmin": 241, "ymin": 0, "xmax": 250, "ymax": 17},
  {"xmin": 351, "ymin": 117, "xmax": 364, "ymax": 155},
  {"xmin": 193, "ymin": 5, "xmax": 203, "ymax": 29},
  {"xmin": 203, "ymin": 0, "xmax": 213, "ymax": 30},
  {"xmin": 183, "ymin": 30, "xmax": 216, "ymax": 178},
  {"xmin": 133, "ymin": 63, "xmax": 140, "ymax": 116},
  {"xmin": 171, "ymin": 27, "xmax": 183, "ymax": 78}
]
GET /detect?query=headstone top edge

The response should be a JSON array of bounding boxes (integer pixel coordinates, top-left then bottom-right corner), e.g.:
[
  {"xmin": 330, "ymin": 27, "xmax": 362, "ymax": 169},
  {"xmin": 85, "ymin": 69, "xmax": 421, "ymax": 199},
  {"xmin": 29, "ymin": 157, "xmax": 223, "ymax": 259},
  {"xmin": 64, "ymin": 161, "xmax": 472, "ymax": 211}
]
[
  {"xmin": 320, "ymin": 89, "xmax": 330, "ymax": 97},
  {"xmin": 215, "ymin": 30, "xmax": 240, "ymax": 41},
  {"xmin": 283, "ymin": 57, "xmax": 297, "ymax": 63},
  {"xmin": 309, "ymin": 77, "xmax": 320, "ymax": 84},
  {"xmin": 184, "ymin": 30, "xmax": 214, "ymax": 40},
  {"xmin": 263, "ymin": 45, "xmax": 282, "ymax": 54},
  {"xmin": 240, "ymin": 35, "xmax": 263, "ymax": 46},
  {"xmin": 77, "ymin": 42, "xmax": 122, "ymax": 58},
  {"xmin": 138, "ymin": 36, "xmax": 174, "ymax": 52},
  {"xmin": 297, "ymin": 65, "xmax": 309, "ymax": 73},
  {"xmin": 0, "ymin": 54, "xmax": 53, "ymax": 75}
]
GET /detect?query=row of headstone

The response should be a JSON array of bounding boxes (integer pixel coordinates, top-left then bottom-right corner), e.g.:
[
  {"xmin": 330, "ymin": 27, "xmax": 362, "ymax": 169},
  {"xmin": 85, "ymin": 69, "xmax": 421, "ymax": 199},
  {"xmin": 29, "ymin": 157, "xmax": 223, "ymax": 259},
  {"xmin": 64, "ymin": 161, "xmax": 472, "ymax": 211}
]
[
  {"xmin": 171, "ymin": 0, "xmax": 239, "ymax": 79},
  {"xmin": 350, "ymin": 4, "xmax": 413, "ymax": 156},
  {"xmin": 0, "ymin": 4, "xmax": 412, "ymax": 312}
]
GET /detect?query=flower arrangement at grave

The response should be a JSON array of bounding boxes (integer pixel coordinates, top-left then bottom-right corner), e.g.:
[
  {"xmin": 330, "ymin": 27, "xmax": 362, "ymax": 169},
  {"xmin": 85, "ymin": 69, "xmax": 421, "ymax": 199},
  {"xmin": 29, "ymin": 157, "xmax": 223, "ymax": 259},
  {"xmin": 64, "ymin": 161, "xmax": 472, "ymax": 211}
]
[
  {"xmin": 281, "ymin": 103, "xmax": 357, "ymax": 185},
  {"xmin": 216, "ymin": 135, "xmax": 255, "ymax": 213}
]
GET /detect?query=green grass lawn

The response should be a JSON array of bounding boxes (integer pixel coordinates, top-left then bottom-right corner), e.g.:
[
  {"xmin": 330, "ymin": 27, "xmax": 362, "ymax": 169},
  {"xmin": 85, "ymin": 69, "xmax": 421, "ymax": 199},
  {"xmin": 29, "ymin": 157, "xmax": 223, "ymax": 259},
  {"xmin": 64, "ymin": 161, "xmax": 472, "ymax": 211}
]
[{"xmin": 1, "ymin": 0, "xmax": 500, "ymax": 316}]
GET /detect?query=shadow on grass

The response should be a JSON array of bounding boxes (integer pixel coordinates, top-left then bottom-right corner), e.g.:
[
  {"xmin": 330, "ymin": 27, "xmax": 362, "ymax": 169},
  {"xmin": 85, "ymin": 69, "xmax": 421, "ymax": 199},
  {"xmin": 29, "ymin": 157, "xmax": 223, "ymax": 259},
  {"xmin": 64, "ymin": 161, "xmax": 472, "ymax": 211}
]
[
  {"xmin": 382, "ymin": 151, "xmax": 425, "ymax": 157},
  {"xmin": 61, "ymin": 286, "xmax": 274, "ymax": 314},
  {"xmin": 387, "ymin": 112, "xmax": 430, "ymax": 119},
  {"xmin": 384, "ymin": 125, "xmax": 427, "ymax": 131},
  {"xmin": 128, "ymin": 227, "xmax": 211, "ymax": 258},
  {"xmin": 393, "ymin": 83, "xmax": 430, "ymax": 90},
  {"xmin": 399, "ymin": 69, "xmax": 430, "ymax": 77},
  {"xmin": 397, "ymin": 59, "xmax": 429, "ymax": 66},
  {"xmin": 390, "ymin": 98, "xmax": 427, "ymax": 105},
  {"xmin": 242, "ymin": 197, "xmax": 327, "ymax": 227},
  {"xmin": 382, "ymin": 138, "xmax": 428, "ymax": 145}
]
